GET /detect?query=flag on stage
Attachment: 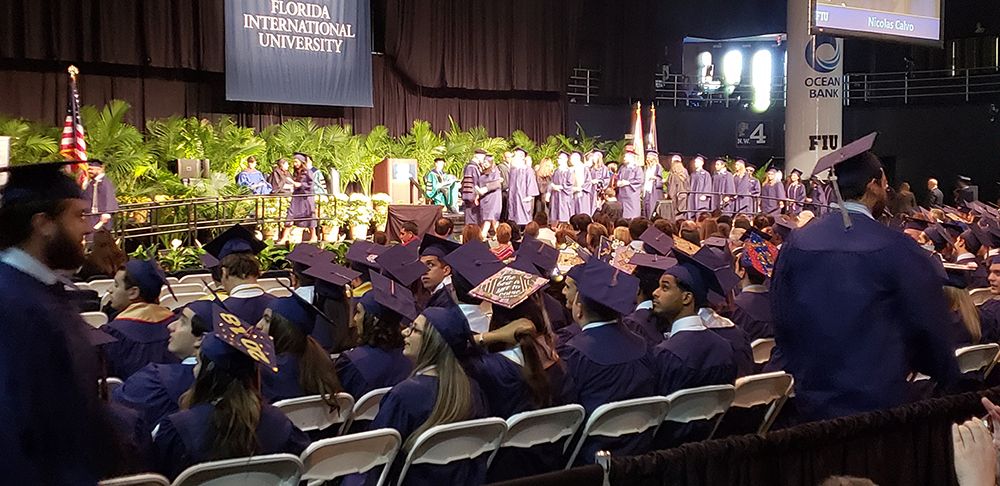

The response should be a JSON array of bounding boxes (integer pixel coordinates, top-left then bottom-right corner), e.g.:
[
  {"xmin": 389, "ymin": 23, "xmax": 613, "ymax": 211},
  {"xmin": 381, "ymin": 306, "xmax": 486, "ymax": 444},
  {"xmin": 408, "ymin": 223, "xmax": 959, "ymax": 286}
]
[
  {"xmin": 646, "ymin": 105, "xmax": 658, "ymax": 154},
  {"xmin": 59, "ymin": 65, "xmax": 88, "ymax": 179},
  {"xmin": 630, "ymin": 102, "xmax": 645, "ymax": 156}
]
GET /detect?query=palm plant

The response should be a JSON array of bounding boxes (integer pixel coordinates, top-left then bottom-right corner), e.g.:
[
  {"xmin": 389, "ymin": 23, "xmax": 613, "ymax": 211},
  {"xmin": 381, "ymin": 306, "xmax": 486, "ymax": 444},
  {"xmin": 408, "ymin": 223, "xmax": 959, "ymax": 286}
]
[
  {"xmin": 397, "ymin": 120, "xmax": 445, "ymax": 176},
  {"xmin": 82, "ymin": 100, "xmax": 156, "ymax": 192},
  {"xmin": 358, "ymin": 125, "xmax": 395, "ymax": 192},
  {"xmin": 203, "ymin": 117, "xmax": 266, "ymax": 176},
  {"xmin": 0, "ymin": 116, "xmax": 60, "ymax": 164},
  {"xmin": 260, "ymin": 118, "xmax": 335, "ymax": 171}
]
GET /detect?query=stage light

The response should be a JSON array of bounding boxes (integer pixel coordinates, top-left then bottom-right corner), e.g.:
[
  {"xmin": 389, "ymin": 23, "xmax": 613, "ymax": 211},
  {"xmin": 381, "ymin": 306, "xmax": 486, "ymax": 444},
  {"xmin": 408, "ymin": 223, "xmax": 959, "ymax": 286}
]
[
  {"xmin": 722, "ymin": 50, "xmax": 743, "ymax": 87},
  {"xmin": 751, "ymin": 49, "xmax": 773, "ymax": 112}
]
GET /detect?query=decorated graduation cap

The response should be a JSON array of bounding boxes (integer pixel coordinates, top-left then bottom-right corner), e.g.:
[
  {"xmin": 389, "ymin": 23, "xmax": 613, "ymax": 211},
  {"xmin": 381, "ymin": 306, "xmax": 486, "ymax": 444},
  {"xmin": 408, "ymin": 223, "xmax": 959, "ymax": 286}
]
[
  {"xmin": 640, "ymin": 226, "xmax": 674, "ymax": 256},
  {"xmin": 418, "ymin": 233, "xmax": 461, "ymax": 260},
  {"xmin": 268, "ymin": 295, "xmax": 317, "ymax": 334},
  {"xmin": 469, "ymin": 266, "xmax": 549, "ymax": 309},
  {"xmin": 346, "ymin": 240, "xmax": 388, "ymax": 270},
  {"xmin": 0, "ymin": 161, "xmax": 85, "ymax": 206},
  {"xmin": 443, "ymin": 240, "xmax": 505, "ymax": 288},
  {"xmin": 512, "ymin": 237, "xmax": 559, "ymax": 277},
  {"xmin": 124, "ymin": 259, "xmax": 172, "ymax": 301},
  {"xmin": 739, "ymin": 227, "xmax": 779, "ymax": 278},
  {"xmin": 201, "ymin": 304, "xmax": 278, "ymax": 373},
  {"xmin": 421, "ymin": 305, "xmax": 474, "ymax": 356},
  {"xmin": 565, "ymin": 257, "xmax": 640, "ymax": 316},
  {"xmin": 376, "ymin": 242, "xmax": 427, "ymax": 286},
  {"xmin": 363, "ymin": 271, "xmax": 419, "ymax": 322},
  {"xmin": 809, "ymin": 132, "xmax": 880, "ymax": 230},
  {"xmin": 203, "ymin": 224, "xmax": 267, "ymax": 260}
]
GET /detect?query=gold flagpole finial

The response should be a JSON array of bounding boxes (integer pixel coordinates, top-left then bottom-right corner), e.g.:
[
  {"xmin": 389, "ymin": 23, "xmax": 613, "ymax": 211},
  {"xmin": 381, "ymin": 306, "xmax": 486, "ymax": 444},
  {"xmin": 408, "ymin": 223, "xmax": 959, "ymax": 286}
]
[{"xmin": 67, "ymin": 65, "xmax": 79, "ymax": 78}]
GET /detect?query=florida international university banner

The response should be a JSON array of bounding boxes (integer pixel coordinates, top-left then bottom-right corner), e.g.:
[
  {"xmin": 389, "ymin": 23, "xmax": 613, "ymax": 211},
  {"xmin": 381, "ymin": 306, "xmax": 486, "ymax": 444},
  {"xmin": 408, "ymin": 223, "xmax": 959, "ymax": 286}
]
[{"xmin": 226, "ymin": 0, "xmax": 373, "ymax": 107}]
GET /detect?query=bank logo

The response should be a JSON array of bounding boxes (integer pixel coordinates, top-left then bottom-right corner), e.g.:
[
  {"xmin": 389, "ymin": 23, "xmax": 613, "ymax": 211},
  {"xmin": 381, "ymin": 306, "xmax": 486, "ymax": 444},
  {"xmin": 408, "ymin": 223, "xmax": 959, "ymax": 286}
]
[{"xmin": 804, "ymin": 35, "xmax": 840, "ymax": 74}]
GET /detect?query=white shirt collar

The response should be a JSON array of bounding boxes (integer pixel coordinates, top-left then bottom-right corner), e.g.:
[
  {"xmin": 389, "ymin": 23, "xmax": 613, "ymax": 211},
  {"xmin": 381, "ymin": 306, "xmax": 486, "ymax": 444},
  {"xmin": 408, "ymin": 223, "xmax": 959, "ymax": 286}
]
[
  {"xmin": 230, "ymin": 283, "xmax": 265, "ymax": 298},
  {"xmin": 698, "ymin": 307, "xmax": 735, "ymax": 328},
  {"xmin": 294, "ymin": 285, "xmax": 314, "ymax": 302},
  {"xmin": 499, "ymin": 346, "xmax": 524, "ymax": 366},
  {"xmin": 0, "ymin": 248, "xmax": 59, "ymax": 285},
  {"xmin": 629, "ymin": 240, "xmax": 644, "ymax": 251},
  {"xmin": 955, "ymin": 253, "xmax": 976, "ymax": 262},
  {"xmin": 181, "ymin": 356, "xmax": 198, "ymax": 365},
  {"xmin": 989, "ymin": 248, "xmax": 1000, "ymax": 257},
  {"xmin": 742, "ymin": 284, "xmax": 768, "ymax": 294},
  {"xmin": 581, "ymin": 320, "xmax": 616, "ymax": 331},
  {"xmin": 635, "ymin": 300, "xmax": 653, "ymax": 311},
  {"xmin": 669, "ymin": 315, "xmax": 707, "ymax": 336},
  {"xmin": 434, "ymin": 275, "xmax": 452, "ymax": 294},
  {"xmin": 833, "ymin": 201, "xmax": 875, "ymax": 220}
]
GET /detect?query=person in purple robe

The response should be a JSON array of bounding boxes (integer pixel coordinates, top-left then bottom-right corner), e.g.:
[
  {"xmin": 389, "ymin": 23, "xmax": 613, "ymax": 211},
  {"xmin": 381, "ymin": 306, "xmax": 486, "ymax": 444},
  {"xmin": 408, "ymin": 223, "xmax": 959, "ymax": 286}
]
[
  {"xmin": 533, "ymin": 157, "xmax": 554, "ymax": 217},
  {"xmin": 203, "ymin": 224, "xmax": 276, "ymax": 325},
  {"xmin": 353, "ymin": 306, "xmax": 490, "ymax": 486},
  {"xmin": 558, "ymin": 258, "xmax": 655, "ymax": 464},
  {"xmin": 152, "ymin": 330, "xmax": 310, "ymax": 479},
  {"xmin": 806, "ymin": 177, "xmax": 829, "ymax": 215},
  {"xmin": 588, "ymin": 151, "xmax": 612, "ymax": 214},
  {"xmin": 642, "ymin": 151, "xmax": 665, "ymax": 219},
  {"xmin": 286, "ymin": 155, "xmax": 317, "ymax": 242},
  {"xmin": 112, "ymin": 301, "xmax": 213, "ymax": 432},
  {"xmin": 625, "ymin": 254, "xmax": 674, "ymax": 348},
  {"xmin": 731, "ymin": 231, "xmax": 776, "ymax": 341},
  {"xmin": 615, "ymin": 149, "xmax": 644, "ymax": 219},
  {"xmin": 507, "ymin": 148, "xmax": 539, "ymax": 226},
  {"xmin": 101, "ymin": 259, "xmax": 178, "ymax": 379},
  {"xmin": 747, "ymin": 163, "xmax": 762, "ymax": 214},
  {"xmin": 549, "ymin": 152, "xmax": 575, "ymax": 224},
  {"xmin": 571, "ymin": 151, "xmax": 595, "ymax": 217},
  {"xmin": 785, "ymin": 169, "xmax": 807, "ymax": 216},
  {"xmin": 461, "ymin": 150, "xmax": 487, "ymax": 225},
  {"xmin": 666, "ymin": 155, "xmax": 689, "ymax": 220},
  {"xmin": 476, "ymin": 156, "xmax": 503, "ymax": 239},
  {"xmin": 82, "ymin": 160, "xmax": 119, "ymax": 232},
  {"xmin": 760, "ymin": 168, "xmax": 786, "ymax": 216},
  {"xmin": 235, "ymin": 156, "xmax": 272, "ymax": 195},
  {"xmin": 336, "ymin": 278, "xmax": 414, "ymax": 404},
  {"xmin": 711, "ymin": 159, "xmax": 736, "ymax": 215},
  {"xmin": 417, "ymin": 233, "xmax": 461, "ymax": 310},
  {"xmin": 688, "ymin": 156, "xmax": 713, "ymax": 217},
  {"xmin": 732, "ymin": 159, "xmax": 754, "ymax": 216}
]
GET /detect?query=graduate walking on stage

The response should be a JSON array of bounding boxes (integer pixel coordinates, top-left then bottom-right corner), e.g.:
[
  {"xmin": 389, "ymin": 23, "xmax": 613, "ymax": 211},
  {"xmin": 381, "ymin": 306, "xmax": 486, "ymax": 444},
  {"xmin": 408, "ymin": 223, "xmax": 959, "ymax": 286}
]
[
  {"xmin": 507, "ymin": 148, "xmax": 539, "ymax": 227},
  {"xmin": 616, "ymin": 149, "xmax": 644, "ymax": 219},
  {"xmin": 688, "ymin": 156, "xmax": 712, "ymax": 216}
]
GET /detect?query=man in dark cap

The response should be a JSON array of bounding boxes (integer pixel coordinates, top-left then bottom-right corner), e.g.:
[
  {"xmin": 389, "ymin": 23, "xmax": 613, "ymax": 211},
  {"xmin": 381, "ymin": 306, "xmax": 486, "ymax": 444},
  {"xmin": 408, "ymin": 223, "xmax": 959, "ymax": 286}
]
[
  {"xmin": 417, "ymin": 234, "xmax": 460, "ymax": 309},
  {"xmin": 202, "ymin": 224, "xmax": 274, "ymax": 324},
  {"xmin": 771, "ymin": 134, "xmax": 960, "ymax": 422},
  {"xmin": 0, "ymin": 162, "xmax": 120, "ymax": 483},
  {"xmin": 82, "ymin": 160, "xmax": 118, "ymax": 232}
]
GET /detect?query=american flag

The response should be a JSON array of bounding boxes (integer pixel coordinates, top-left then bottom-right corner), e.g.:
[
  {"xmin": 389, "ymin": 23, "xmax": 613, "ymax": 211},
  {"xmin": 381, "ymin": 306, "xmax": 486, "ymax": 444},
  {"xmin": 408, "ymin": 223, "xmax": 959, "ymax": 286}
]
[{"xmin": 59, "ymin": 65, "xmax": 88, "ymax": 177}]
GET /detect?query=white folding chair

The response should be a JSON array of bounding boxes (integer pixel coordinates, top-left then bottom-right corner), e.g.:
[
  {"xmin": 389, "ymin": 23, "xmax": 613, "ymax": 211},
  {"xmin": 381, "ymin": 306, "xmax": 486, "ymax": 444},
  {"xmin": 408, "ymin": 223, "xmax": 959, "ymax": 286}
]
[
  {"xmin": 274, "ymin": 393, "xmax": 355, "ymax": 432},
  {"xmin": 105, "ymin": 377, "xmax": 125, "ymax": 395},
  {"xmin": 300, "ymin": 428, "xmax": 401, "ymax": 486},
  {"xmin": 81, "ymin": 311, "xmax": 109, "ymax": 328},
  {"xmin": 565, "ymin": 396, "xmax": 670, "ymax": 468},
  {"xmin": 160, "ymin": 292, "xmax": 209, "ymax": 311},
  {"xmin": 171, "ymin": 453, "xmax": 303, "ymax": 486},
  {"xmin": 970, "ymin": 288, "xmax": 996, "ymax": 307},
  {"xmin": 268, "ymin": 287, "xmax": 293, "ymax": 298},
  {"xmin": 162, "ymin": 283, "xmax": 206, "ymax": 297},
  {"xmin": 733, "ymin": 372, "xmax": 794, "ymax": 434},
  {"xmin": 165, "ymin": 276, "xmax": 180, "ymax": 285},
  {"xmin": 488, "ymin": 404, "xmax": 585, "ymax": 469},
  {"xmin": 663, "ymin": 384, "xmax": 736, "ymax": 440},
  {"xmin": 340, "ymin": 387, "xmax": 392, "ymax": 434},
  {"xmin": 397, "ymin": 417, "xmax": 507, "ymax": 486},
  {"xmin": 751, "ymin": 338, "xmax": 776, "ymax": 365},
  {"xmin": 956, "ymin": 344, "xmax": 1000, "ymax": 378},
  {"xmin": 88, "ymin": 278, "xmax": 116, "ymax": 295},
  {"xmin": 99, "ymin": 473, "xmax": 170, "ymax": 486},
  {"xmin": 178, "ymin": 274, "xmax": 213, "ymax": 286},
  {"xmin": 75, "ymin": 282, "xmax": 93, "ymax": 292}
]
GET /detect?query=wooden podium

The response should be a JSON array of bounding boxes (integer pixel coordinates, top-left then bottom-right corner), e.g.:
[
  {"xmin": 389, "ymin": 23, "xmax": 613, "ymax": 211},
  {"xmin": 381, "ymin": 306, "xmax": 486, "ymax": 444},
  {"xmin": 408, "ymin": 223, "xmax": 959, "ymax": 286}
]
[{"xmin": 373, "ymin": 158, "xmax": 419, "ymax": 204}]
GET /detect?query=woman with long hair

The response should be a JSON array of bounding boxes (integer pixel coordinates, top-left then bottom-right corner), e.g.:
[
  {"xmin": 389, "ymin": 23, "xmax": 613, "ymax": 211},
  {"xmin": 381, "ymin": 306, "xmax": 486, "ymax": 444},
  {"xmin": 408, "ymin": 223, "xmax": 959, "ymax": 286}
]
[
  {"xmin": 462, "ymin": 223, "xmax": 483, "ymax": 243},
  {"xmin": 534, "ymin": 157, "xmax": 555, "ymax": 216},
  {"xmin": 286, "ymin": 154, "xmax": 317, "ymax": 243},
  {"xmin": 335, "ymin": 273, "xmax": 414, "ymax": 400},
  {"xmin": 77, "ymin": 230, "xmax": 126, "ymax": 280},
  {"xmin": 585, "ymin": 222, "xmax": 609, "ymax": 254},
  {"xmin": 258, "ymin": 296, "xmax": 344, "ymax": 404},
  {"xmin": 152, "ymin": 309, "xmax": 309, "ymax": 479},
  {"xmin": 943, "ymin": 267, "xmax": 983, "ymax": 347},
  {"xmin": 357, "ymin": 305, "xmax": 488, "ymax": 486}
]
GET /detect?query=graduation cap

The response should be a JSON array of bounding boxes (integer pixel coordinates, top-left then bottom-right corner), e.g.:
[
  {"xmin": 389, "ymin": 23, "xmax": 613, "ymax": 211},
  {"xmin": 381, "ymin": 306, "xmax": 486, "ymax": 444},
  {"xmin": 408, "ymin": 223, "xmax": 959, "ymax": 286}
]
[
  {"xmin": 595, "ymin": 236, "xmax": 617, "ymax": 262},
  {"xmin": 421, "ymin": 305, "xmax": 474, "ymax": 356},
  {"xmin": 961, "ymin": 226, "xmax": 988, "ymax": 253},
  {"xmin": 469, "ymin": 266, "xmax": 549, "ymax": 309},
  {"xmin": 673, "ymin": 235, "xmax": 701, "ymax": 255},
  {"xmin": 443, "ymin": 241, "xmax": 505, "ymax": 288},
  {"xmin": 924, "ymin": 223, "xmax": 956, "ymax": 249},
  {"xmin": 268, "ymin": 295, "xmax": 318, "ymax": 334},
  {"xmin": 0, "ymin": 161, "xmax": 85, "ymax": 206},
  {"xmin": 376, "ymin": 243, "xmax": 427, "ymax": 286},
  {"xmin": 629, "ymin": 252, "xmax": 678, "ymax": 271},
  {"xmin": 902, "ymin": 216, "xmax": 930, "ymax": 232},
  {"xmin": 363, "ymin": 271, "xmax": 419, "ymax": 322},
  {"xmin": 200, "ymin": 253, "xmax": 220, "ymax": 269},
  {"xmin": 789, "ymin": 168, "xmax": 803, "ymax": 177},
  {"xmin": 565, "ymin": 257, "xmax": 640, "ymax": 316},
  {"xmin": 809, "ymin": 132, "xmax": 880, "ymax": 230},
  {"xmin": 203, "ymin": 224, "xmax": 267, "ymax": 260},
  {"xmin": 124, "ymin": 259, "xmax": 172, "ymax": 301},
  {"xmin": 739, "ymin": 226, "xmax": 773, "ymax": 243},
  {"xmin": 609, "ymin": 244, "xmax": 639, "ymax": 274},
  {"xmin": 303, "ymin": 260, "xmax": 362, "ymax": 298},
  {"xmin": 346, "ymin": 241, "xmax": 388, "ymax": 269},
  {"xmin": 418, "ymin": 233, "xmax": 461, "ymax": 260},
  {"xmin": 772, "ymin": 217, "xmax": 798, "ymax": 240},
  {"xmin": 968, "ymin": 201, "xmax": 1000, "ymax": 219},
  {"xmin": 512, "ymin": 238, "xmax": 559, "ymax": 277},
  {"xmin": 702, "ymin": 236, "xmax": 730, "ymax": 249},
  {"xmin": 739, "ymin": 228, "xmax": 779, "ymax": 278},
  {"xmin": 640, "ymin": 226, "xmax": 674, "ymax": 256},
  {"xmin": 202, "ymin": 304, "xmax": 279, "ymax": 373},
  {"xmin": 663, "ymin": 248, "xmax": 729, "ymax": 307},
  {"xmin": 958, "ymin": 175, "xmax": 972, "ymax": 183},
  {"xmin": 942, "ymin": 262, "xmax": 977, "ymax": 289},
  {"xmin": 693, "ymin": 245, "xmax": 740, "ymax": 295},
  {"xmin": 286, "ymin": 244, "xmax": 331, "ymax": 267}
]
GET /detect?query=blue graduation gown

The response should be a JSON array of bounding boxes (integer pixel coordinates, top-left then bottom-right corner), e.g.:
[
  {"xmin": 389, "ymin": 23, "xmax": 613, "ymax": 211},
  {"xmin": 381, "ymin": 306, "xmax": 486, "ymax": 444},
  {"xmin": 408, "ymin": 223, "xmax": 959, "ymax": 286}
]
[
  {"xmin": 508, "ymin": 166, "xmax": 539, "ymax": 225},
  {"xmin": 260, "ymin": 353, "xmax": 307, "ymax": 403},
  {"xmin": 733, "ymin": 173, "xmax": 754, "ymax": 215},
  {"xmin": 642, "ymin": 167, "xmax": 664, "ymax": 219},
  {"xmin": 712, "ymin": 170, "xmax": 736, "ymax": 214},
  {"xmin": 731, "ymin": 290, "xmax": 775, "ymax": 340},
  {"xmin": 236, "ymin": 169, "xmax": 272, "ymax": 195},
  {"xmin": 979, "ymin": 300, "xmax": 1000, "ymax": 344},
  {"xmin": 153, "ymin": 403, "xmax": 310, "ymax": 479},
  {"xmin": 335, "ymin": 345, "xmax": 413, "ymax": 400},
  {"xmin": 623, "ymin": 307, "xmax": 666, "ymax": 347},
  {"xmin": 101, "ymin": 303, "xmax": 178, "ymax": 379},
  {"xmin": 478, "ymin": 168, "xmax": 503, "ymax": 221},
  {"xmin": 353, "ymin": 375, "xmax": 490, "ymax": 486},
  {"xmin": 461, "ymin": 163, "xmax": 482, "ymax": 225},
  {"xmin": 224, "ymin": 292, "xmax": 277, "ymax": 325},
  {"xmin": 771, "ymin": 211, "xmax": 961, "ymax": 421},
  {"xmin": 786, "ymin": 182, "xmax": 806, "ymax": 215},
  {"xmin": 688, "ymin": 169, "xmax": 713, "ymax": 214},
  {"xmin": 423, "ymin": 286, "xmax": 455, "ymax": 310},
  {"xmin": 709, "ymin": 324, "xmax": 755, "ymax": 377},
  {"xmin": 0, "ymin": 262, "xmax": 118, "ymax": 484},
  {"xmin": 653, "ymin": 329, "xmax": 737, "ymax": 396},
  {"xmin": 112, "ymin": 361, "xmax": 196, "ymax": 433},
  {"xmin": 288, "ymin": 171, "xmax": 316, "ymax": 228},
  {"xmin": 760, "ymin": 182, "xmax": 785, "ymax": 216},
  {"xmin": 83, "ymin": 176, "xmax": 119, "ymax": 230},
  {"xmin": 616, "ymin": 164, "xmax": 643, "ymax": 219},
  {"xmin": 549, "ymin": 168, "xmax": 575, "ymax": 223},
  {"xmin": 558, "ymin": 322, "xmax": 655, "ymax": 463}
]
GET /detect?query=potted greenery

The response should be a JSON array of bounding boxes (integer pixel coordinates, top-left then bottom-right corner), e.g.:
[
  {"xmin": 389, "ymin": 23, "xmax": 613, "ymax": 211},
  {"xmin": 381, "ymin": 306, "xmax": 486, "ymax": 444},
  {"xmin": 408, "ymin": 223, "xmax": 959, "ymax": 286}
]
[
  {"xmin": 344, "ymin": 193, "xmax": 373, "ymax": 240},
  {"xmin": 371, "ymin": 193, "xmax": 391, "ymax": 231},
  {"xmin": 317, "ymin": 192, "xmax": 349, "ymax": 242}
]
